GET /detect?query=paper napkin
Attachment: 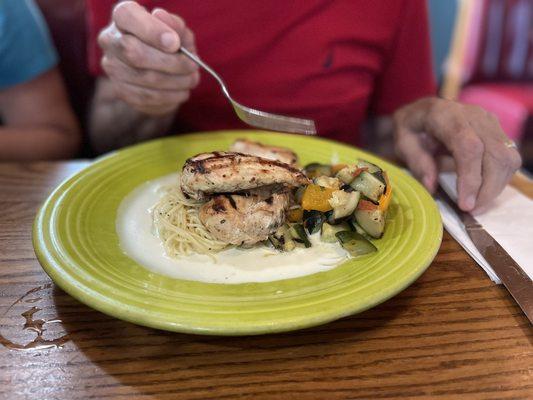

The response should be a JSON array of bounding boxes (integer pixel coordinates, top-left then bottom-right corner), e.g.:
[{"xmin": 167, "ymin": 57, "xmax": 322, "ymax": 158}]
[{"xmin": 437, "ymin": 172, "xmax": 533, "ymax": 284}]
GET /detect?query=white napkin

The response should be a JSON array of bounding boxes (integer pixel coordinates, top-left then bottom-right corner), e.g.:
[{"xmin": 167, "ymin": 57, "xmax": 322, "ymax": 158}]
[{"xmin": 437, "ymin": 172, "xmax": 533, "ymax": 284}]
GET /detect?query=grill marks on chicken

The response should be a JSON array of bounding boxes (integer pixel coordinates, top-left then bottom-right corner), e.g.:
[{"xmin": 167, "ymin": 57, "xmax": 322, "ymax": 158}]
[
  {"xmin": 180, "ymin": 152, "xmax": 309, "ymax": 201},
  {"xmin": 180, "ymin": 144, "xmax": 306, "ymax": 246},
  {"xmin": 230, "ymin": 139, "xmax": 299, "ymax": 166},
  {"xmin": 199, "ymin": 191, "xmax": 290, "ymax": 245}
]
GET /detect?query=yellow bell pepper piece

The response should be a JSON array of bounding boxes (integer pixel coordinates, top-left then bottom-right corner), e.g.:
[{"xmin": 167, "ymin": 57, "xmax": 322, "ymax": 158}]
[
  {"xmin": 378, "ymin": 172, "xmax": 392, "ymax": 212},
  {"xmin": 287, "ymin": 207, "xmax": 304, "ymax": 222},
  {"xmin": 301, "ymin": 184, "xmax": 335, "ymax": 212}
]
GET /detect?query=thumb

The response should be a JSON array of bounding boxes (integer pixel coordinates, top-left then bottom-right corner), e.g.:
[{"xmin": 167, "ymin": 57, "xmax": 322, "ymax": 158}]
[{"xmin": 395, "ymin": 128, "xmax": 438, "ymax": 192}]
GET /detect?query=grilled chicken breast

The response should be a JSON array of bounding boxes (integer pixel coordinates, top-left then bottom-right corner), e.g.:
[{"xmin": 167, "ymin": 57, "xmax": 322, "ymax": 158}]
[
  {"xmin": 230, "ymin": 139, "xmax": 298, "ymax": 165},
  {"xmin": 199, "ymin": 191, "xmax": 290, "ymax": 245},
  {"xmin": 181, "ymin": 152, "xmax": 309, "ymax": 200}
]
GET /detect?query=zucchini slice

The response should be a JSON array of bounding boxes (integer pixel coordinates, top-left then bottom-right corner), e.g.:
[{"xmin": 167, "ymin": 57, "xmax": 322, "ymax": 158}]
[
  {"xmin": 335, "ymin": 231, "xmax": 377, "ymax": 256},
  {"xmin": 372, "ymin": 170, "xmax": 387, "ymax": 185},
  {"xmin": 283, "ymin": 237, "xmax": 296, "ymax": 251},
  {"xmin": 328, "ymin": 190, "xmax": 360, "ymax": 220},
  {"xmin": 269, "ymin": 225, "xmax": 296, "ymax": 251},
  {"xmin": 340, "ymin": 184, "xmax": 355, "ymax": 192},
  {"xmin": 348, "ymin": 219, "xmax": 370, "ymax": 237},
  {"xmin": 325, "ymin": 209, "xmax": 344, "ymax": 225},
  {"xmin": 354, "ymin": 202, "xmax": 385, "ymax": 238},
  {"xmin": 304, "ymin": 163, "xmax": 332, "ymax": 177},
  {"xmin": 350, "ymin": 171, "xmax": 385, "ymax": 202},
  {"xmin": 336, "ymin": 165, "xmax": 361, "ymax": 184},
  {"xmin": 268, "ymin": 235, "xmax": 283, "ymax": 251},
  {"xmin": 321, "ymin": 222, "xmax": 351, "ymax": 243},
  {"xmin": 356, "ymin": 160, "xmax": 381, "ymax": 174},
  {"xmin": 289, "ymin": 223, "xmax": 312, "ymax": 248}
]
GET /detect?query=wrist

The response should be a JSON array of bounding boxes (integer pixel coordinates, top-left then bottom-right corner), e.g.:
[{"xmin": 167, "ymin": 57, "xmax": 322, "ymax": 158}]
[{"xmin": 393, "ymin": 96, "xmax": 441, "ymax": 134}]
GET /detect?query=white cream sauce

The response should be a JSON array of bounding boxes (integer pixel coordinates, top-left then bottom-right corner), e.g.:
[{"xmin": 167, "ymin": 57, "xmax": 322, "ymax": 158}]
[{"xmin": 116, "ymin": 173, "xmax": 349, "ymax": 284}]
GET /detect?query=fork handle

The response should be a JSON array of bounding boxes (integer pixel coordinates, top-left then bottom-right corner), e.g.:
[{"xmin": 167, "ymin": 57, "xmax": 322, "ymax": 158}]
[
  {"xmin": 179, "ymin": 47, "xmax": 206, "ymax": 70},
  {"xmin": 179, "ymin": 47, "xmax": 227, "ymax": 92}
]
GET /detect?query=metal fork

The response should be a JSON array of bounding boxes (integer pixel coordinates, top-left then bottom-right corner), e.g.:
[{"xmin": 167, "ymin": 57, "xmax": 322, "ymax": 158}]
[{"xmin": 179, "ymin": 47, "xmax": 317, "ymax": 135}]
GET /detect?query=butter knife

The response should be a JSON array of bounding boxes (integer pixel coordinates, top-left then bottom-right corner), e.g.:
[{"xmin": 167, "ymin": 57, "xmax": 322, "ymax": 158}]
[{"xmin": 438, "ymin": 187, "xmax": 533, "ymax": 323}]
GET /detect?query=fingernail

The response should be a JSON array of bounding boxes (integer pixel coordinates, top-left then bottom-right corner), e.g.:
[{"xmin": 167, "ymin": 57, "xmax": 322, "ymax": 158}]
[
  {"xmin": 161, "ymin": 32, "xmax": 178, "ymax": 50},
  {"xmin": 464, "ymin": 195, "xmax": 476, "ymax": 211}
]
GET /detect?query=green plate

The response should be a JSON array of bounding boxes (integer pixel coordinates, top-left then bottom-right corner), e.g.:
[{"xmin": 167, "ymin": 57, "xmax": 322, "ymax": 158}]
[{"xmin": 33, "ymin": 131, "xmax": 442, "ymax": 335}]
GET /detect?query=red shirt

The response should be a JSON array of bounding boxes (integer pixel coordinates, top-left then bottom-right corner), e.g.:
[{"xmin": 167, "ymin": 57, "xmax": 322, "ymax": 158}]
[{"xmin": 87, "ymin": 0, "xmax": 435, "ymax": 145}]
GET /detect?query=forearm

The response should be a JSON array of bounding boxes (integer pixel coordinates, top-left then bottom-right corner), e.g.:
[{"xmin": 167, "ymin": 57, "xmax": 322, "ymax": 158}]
[
  {"xmin": 0, "ymin": 68, "xmax": 81, "ymax": 161},
  {"xmin": 89, "ymin": 79, "xmax": 175, "ymax": 154},
  {"xmin": 0, "ymin": 125, "xmax": 80, "ymax": 161}
]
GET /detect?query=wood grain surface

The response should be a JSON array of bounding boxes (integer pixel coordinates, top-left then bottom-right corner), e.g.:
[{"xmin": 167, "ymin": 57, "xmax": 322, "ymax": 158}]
[{"xmin": 0, "ymin": 162, "xmax": 531, "ymax": 400}]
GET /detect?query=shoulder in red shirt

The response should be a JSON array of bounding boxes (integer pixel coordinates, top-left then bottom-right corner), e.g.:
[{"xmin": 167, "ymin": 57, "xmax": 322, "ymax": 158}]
[{"xmin": 87, "ymin": 0, "xmax": 435, "ymax": 144}]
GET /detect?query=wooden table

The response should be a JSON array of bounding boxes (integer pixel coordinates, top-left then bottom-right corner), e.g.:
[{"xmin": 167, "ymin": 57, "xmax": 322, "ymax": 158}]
[{"xmin": 1, "ymin": 162, "xmax": 532, "ymax": 400}]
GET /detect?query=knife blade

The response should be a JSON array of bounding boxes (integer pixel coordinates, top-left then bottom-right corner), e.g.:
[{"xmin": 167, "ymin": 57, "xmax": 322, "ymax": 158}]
[{"xmin": 438, "ymin": 187, "xmax": 533, "ymax": 323}]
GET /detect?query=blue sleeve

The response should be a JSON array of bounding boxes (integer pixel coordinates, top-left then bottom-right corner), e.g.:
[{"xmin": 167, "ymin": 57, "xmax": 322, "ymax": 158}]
[{"xmin": 0, "ymin": 0, "xmax": 58, "ymax": 90}]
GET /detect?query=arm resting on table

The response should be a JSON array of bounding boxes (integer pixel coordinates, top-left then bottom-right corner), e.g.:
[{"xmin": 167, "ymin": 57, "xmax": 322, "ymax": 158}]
[{"xmin": 0, "ymin": 68, "xmax": 80, "ymax": 161}]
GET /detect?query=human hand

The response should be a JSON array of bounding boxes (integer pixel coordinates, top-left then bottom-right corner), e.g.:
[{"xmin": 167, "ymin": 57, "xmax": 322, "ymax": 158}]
[
  {"xmin": 393, "ymin": 97, "xmax": 522, "ymax": 213},
  {"xmin": 97, "ymin": 1, "xmax": 200, "ymax": 116}
]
